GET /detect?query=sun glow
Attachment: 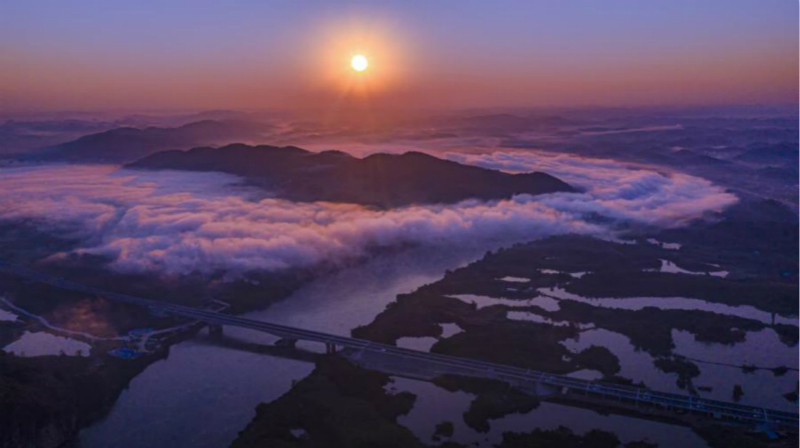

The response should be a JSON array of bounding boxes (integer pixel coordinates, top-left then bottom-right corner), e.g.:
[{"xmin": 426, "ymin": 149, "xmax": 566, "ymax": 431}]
[
  {"xmin": 351, "ymin": 54, "xmax": 369, "ymax": 72},
  {"xmin": 309, "ymin": 20, "xmax": 412, "ymax": 103}
]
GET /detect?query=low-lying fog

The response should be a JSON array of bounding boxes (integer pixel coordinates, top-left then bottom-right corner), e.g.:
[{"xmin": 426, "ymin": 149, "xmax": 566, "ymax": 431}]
[{"xmin": 0, "ymin": 150, "xmax": 736, "ymax": 278}]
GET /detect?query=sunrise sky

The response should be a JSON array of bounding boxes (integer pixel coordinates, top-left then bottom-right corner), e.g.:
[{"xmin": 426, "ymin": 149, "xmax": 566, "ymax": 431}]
[{"xmin": 1, "ymin": 0, "xmax": 797, "ymax": 112}]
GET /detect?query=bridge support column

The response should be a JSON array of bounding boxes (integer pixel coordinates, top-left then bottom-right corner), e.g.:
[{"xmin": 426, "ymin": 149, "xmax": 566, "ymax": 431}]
[
  {"xmin": 208, "ymin": 324, "xmax": 223, "ymax": 338},
  {"xmin": 325, "ymin": 343, "xmax": 337, "ymax": 354},
  {"xmin": 276, "ymin": 338, "xmax": 297, "ymax": 348}
]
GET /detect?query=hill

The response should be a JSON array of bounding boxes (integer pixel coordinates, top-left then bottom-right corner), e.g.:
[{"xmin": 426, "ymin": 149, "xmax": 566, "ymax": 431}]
[
  {"xmin": 24, "ymin": 120, "xmax": 268, "ymax": 163},
  {"xmin": 127, "ymin": 144, "xmax": 575, "ymax": 207}
]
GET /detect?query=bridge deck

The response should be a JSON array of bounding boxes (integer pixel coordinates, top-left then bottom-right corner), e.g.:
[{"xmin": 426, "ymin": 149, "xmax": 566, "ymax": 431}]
[{"xmin": 0, "ymin": 261, "xmax": 797, "ymax": 429}]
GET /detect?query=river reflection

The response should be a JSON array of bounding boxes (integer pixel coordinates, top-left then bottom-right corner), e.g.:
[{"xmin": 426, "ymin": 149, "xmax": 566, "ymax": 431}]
[{"xmin": 80, "ymin": 245, "xmax": 486, "ymax": 448}]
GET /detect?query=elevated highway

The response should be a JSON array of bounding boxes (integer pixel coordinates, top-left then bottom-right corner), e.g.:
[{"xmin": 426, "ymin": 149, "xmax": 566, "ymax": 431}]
[{"xmin": 0, "ymin": 261, "xmax": 796, "ymax": 430}]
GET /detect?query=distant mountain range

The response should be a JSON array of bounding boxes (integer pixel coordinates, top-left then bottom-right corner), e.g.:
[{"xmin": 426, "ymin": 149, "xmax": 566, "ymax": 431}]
[
  {"xmin": 127, "ymin": 144, "xmax": 575, "ymax": 207},
  {"xmin": 21, "ymin": 120, "xmax": 269, "ymax": 163},
  {"xmin": 0, "ymin": 119, "xmax": 118, "ymax": 155},
  {"xmin": 446, "ymin": 113, "xmax": 576, "ymax": 135}
]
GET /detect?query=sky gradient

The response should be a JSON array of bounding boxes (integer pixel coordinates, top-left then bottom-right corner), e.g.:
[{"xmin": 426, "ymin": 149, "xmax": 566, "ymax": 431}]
[{"xmin": 1, "ymin": 0, "xmax": 797, "ymax": 112}]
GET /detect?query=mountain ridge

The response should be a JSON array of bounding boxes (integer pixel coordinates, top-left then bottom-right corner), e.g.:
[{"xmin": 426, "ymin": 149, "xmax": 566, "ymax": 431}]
[
  {"xmin": 19, "ymin": 120, "xmax": 270, "ymax": 163},
  {"xmin": 127, "ymin": 144, "xmax": 575, "ymax": 208}
]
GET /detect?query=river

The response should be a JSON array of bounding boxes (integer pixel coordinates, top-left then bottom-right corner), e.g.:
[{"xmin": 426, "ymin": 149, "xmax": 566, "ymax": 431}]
[
  {"xmin": 78, "ymin": 241, "xmax": 794, "ymax": 448},
  {"xmin": 79, "ymin": 245, "xmax": 488, "ymax": 448}
]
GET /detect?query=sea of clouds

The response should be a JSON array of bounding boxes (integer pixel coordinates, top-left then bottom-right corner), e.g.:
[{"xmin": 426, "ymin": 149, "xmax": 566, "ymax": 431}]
[{"xmin": 0, "ymin": 150, "xmax": 737, "ymax": 278}]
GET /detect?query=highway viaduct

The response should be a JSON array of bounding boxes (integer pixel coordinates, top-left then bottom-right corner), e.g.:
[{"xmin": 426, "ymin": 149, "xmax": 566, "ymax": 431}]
[{"xmin": 0, "ymin": 261, "xmax": 797, "ymax": 431}]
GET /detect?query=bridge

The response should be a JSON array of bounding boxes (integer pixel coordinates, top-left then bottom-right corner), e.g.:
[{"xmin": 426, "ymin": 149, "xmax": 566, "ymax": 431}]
[{"xmin": 0, "ymin": 261, "xmax": 797, "ymax": 430}]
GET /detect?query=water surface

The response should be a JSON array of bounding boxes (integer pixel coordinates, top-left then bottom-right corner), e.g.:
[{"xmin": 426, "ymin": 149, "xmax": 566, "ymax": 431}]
[{"xmin": 80, "ymin": 245, "xmax": 486, "ymax": 448}]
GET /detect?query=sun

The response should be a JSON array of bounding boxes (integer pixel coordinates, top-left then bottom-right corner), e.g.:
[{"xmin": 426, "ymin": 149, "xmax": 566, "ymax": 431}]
[{"xmin": 351, "ymin": 54, "xmax": 369, "ymax": 72}]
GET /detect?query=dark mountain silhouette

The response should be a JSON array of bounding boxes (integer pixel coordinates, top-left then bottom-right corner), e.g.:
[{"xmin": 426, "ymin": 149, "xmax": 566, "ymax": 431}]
[
  {"xmin": 127, "ymin": 144, "xmax": 575, "ymax": 207},
  {"xmin": 0, "ymin": 119, "xmax": 118, "ymax": 155},
  {"xmin": 25, "ymin": 120, "xmax": 269, "ymax": 163}
]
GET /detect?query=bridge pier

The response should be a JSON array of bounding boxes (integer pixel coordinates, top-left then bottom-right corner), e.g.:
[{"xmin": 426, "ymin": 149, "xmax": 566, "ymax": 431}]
[
  {"xmin": 208, "ymin": 324, "xmax": 224, "ymax": 338},
  {"xmin": 275, "ymin": 338, "xmax": 297, "ymax": 348},
  {"xmin": 325, "ymin": 343, "xmax": 337, "ymax": 354}
]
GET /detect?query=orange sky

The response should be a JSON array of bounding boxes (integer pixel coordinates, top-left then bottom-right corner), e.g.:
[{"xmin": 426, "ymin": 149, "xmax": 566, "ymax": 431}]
[{"xmin": 1, "ymin": 1, "xmax": 797, "ymax": 112}]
